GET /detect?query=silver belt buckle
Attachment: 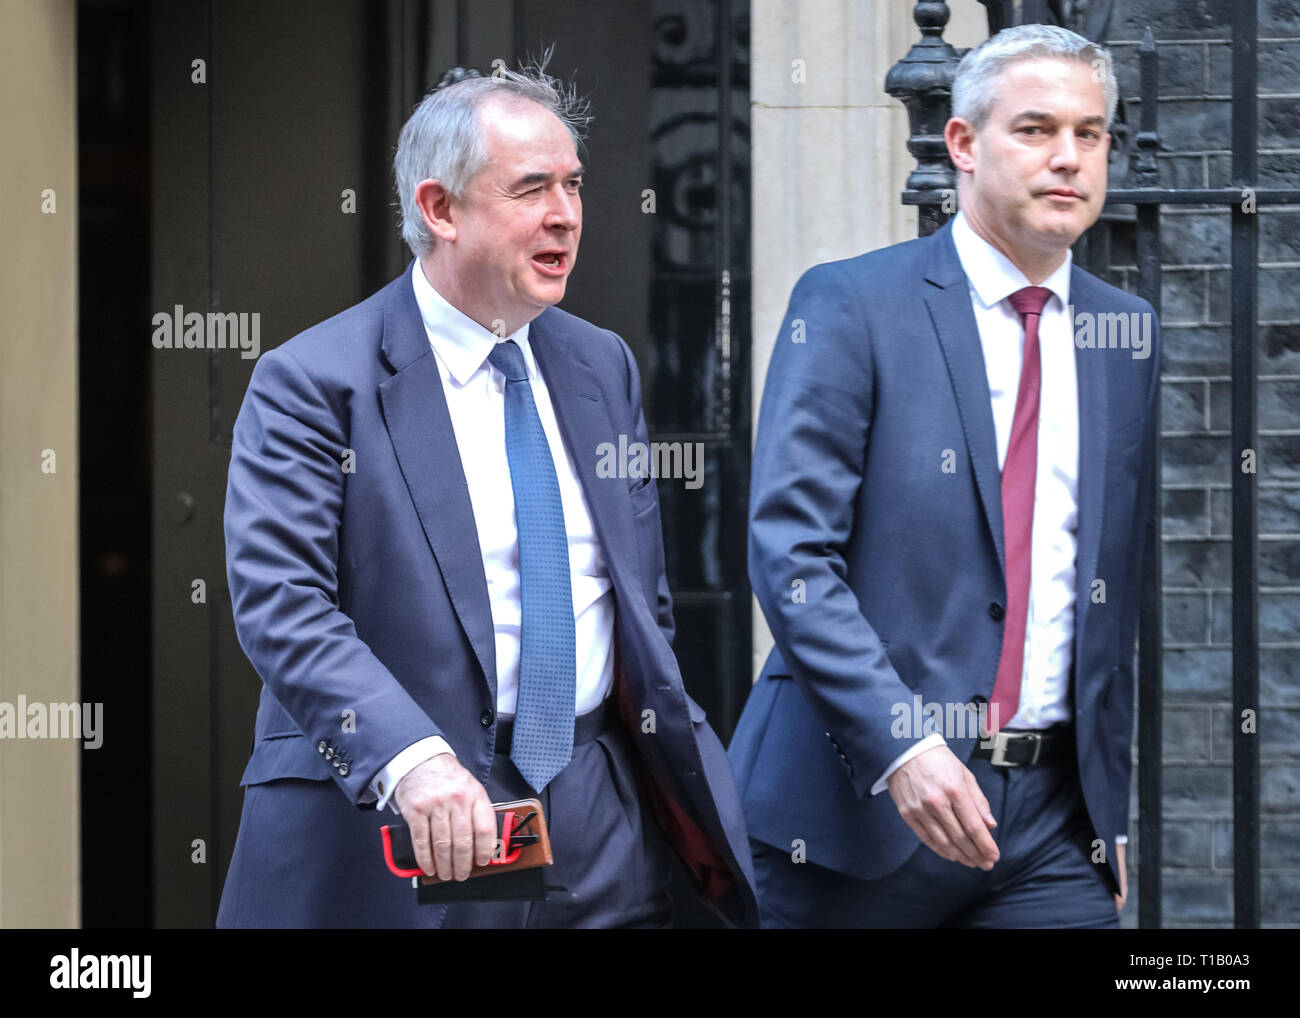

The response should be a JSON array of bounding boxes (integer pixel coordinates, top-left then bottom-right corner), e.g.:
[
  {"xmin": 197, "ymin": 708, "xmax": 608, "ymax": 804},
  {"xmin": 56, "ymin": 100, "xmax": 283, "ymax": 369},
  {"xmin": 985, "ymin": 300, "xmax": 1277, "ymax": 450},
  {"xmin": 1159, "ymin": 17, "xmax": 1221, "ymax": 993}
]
[{"xmin": 989, "ymin": 730, "xmax": 1042, "ymax": 767}]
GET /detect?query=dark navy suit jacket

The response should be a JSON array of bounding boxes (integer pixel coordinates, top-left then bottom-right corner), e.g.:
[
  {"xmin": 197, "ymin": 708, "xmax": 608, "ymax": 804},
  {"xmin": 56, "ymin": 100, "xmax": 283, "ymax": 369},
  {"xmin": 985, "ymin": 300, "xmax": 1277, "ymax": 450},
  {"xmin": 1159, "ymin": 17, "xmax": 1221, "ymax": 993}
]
[
  {"xmin": 217, "ymin": 265, "xmax": 757, "ymax": 927},
  {"xmin": 728, "ymin": 221, "xmax": 1159, "ymax": 894}
]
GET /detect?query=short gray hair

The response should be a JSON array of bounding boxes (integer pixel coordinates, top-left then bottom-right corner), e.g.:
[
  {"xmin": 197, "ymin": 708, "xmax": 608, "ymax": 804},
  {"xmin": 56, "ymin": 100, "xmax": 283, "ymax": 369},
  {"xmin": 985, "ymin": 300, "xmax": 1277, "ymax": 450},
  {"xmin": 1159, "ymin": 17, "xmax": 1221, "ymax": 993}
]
[
  {"xmin": 393, "ymin": 53, "xmax": 592, "ymax": 257},
  {"xmin": 952, "ymin": 23, "xmax": 1117, "ymax": 131}
]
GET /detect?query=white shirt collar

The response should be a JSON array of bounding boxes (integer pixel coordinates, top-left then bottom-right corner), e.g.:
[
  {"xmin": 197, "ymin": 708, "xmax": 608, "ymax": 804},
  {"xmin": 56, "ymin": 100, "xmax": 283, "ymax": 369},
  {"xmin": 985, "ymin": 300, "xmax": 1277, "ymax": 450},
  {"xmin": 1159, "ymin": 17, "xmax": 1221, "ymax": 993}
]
[
  {"xmin": 410, "ymin": 259, "xmax": 533, "ymax": 385},
  {"xmin": 950, "ymin": 210, "xmax": 1072, "ymax": 312}
]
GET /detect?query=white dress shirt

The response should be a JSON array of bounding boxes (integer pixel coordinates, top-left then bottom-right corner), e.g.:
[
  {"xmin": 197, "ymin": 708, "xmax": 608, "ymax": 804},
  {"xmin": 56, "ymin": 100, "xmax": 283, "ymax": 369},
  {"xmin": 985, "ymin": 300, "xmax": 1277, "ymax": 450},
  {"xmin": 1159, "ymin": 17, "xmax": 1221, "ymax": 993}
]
[
  {"xmin": 870, "ymin": 211, "xmax": 1088, "ymax": 805},
  {"xmin": 367, "ymin": 261, "xmax": 616, "ymax": 812}
]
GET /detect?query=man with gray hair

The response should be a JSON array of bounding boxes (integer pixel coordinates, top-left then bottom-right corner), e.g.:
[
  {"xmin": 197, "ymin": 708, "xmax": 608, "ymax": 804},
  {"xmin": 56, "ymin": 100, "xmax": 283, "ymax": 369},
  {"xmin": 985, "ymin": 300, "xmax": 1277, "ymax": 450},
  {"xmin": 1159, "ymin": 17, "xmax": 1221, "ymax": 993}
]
[
  {"xmin": 730, "ymin": 23, "xmax": 1158, "ymax": 927},
  {"xmin": 217, "ymin": 59, "xmax": 757, "ymax": 928}
]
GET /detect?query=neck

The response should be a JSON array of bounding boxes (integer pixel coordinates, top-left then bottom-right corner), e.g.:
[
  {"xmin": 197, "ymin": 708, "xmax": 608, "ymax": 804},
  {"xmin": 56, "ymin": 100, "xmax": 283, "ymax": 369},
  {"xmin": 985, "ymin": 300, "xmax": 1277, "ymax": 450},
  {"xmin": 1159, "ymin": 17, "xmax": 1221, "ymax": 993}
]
[
  {"xmin": 419, "ymin": 254, "xmax": 530, "ymax": 336},
  {"xmin": 959, "ymin": 208, "xmax": 1068, "ymax": 286}
]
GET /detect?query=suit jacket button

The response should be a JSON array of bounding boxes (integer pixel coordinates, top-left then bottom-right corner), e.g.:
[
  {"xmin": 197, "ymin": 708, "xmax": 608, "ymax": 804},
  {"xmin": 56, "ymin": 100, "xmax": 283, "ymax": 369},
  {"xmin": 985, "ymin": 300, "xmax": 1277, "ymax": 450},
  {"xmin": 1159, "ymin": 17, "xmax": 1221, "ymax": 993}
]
[
  {"xmin": 338, "ymin": 763, "xmax": 350, "ymax": 777},
  {"xmin": 317, "ymin": 740, "xmax": 327, "ymax": 754},
  {"xmin": 989, "ymin": 602, "xmax": 1005, "ymax": 621},
  {"xmin": 480, "ymin": 708, "xmax": 494, "ymax": 728},
  {"xmin": 324, "ymin": 746, "xmax": 334, "ymax": 760}
]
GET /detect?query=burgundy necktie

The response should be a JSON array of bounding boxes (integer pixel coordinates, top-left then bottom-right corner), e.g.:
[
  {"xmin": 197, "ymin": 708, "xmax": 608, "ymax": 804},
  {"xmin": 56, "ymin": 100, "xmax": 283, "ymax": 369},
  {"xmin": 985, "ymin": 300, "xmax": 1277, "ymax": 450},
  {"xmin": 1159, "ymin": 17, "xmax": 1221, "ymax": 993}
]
[{"xmin": 988, "ymin": 285, "xmax": 1053, "ymax": 735}]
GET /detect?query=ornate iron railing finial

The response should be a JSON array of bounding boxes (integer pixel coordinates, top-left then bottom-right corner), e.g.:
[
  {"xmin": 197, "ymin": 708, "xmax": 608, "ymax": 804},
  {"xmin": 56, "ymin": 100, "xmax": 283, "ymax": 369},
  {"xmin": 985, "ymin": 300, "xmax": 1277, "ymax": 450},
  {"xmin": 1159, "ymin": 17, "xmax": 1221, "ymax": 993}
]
[{"xmin": 885, "ymin": 2, "xmax": 966, "ymax": 236}]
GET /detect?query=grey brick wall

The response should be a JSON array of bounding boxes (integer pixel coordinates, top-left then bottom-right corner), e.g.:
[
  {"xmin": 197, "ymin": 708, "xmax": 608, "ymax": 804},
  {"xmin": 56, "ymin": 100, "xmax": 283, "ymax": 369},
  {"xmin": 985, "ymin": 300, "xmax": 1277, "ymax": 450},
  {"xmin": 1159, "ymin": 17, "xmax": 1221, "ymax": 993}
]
[{"xmin": 1104, "ymin": 0, "xmax": 1300, "ymax": 928}]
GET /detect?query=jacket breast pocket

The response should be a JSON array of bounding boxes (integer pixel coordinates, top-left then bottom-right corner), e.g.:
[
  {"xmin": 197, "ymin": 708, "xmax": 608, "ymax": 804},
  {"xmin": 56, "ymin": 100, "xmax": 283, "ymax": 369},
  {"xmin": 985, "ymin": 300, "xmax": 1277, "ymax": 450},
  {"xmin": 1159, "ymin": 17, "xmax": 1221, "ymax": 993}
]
[
  {"xmin": 239, "ymin": 732, "xmax": 333, "ymax": 786},
  {"xmin": 628, "ymin": 475, "xmax": 658, "ymax": 517},
  {"xmin": 628, "ymin": 478, "xmax": 666, "ymax": 597}
]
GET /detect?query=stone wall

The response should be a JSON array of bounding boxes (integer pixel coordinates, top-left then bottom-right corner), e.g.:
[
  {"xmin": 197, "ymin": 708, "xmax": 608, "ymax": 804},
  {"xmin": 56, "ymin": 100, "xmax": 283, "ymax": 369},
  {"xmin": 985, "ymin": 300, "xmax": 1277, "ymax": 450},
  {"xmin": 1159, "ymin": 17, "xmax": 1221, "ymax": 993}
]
[{"xmin": 1105, "ymin": 0, "xmax": 1300, "ymax": 928}]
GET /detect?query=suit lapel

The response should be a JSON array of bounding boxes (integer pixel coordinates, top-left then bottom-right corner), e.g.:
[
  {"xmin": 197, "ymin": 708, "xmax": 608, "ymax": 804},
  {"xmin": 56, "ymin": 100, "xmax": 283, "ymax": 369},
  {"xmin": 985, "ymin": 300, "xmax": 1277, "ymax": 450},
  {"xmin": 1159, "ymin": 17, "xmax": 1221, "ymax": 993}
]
[
  {"xmin": 1069, "ymin": 268, "xmax": 1110, "ymax": 650},
  {"xmin": 923, "ymin": 224, "xmax": 1007, "ymax": 571},
  {"xmin": 376, "ymin": 265, "xmax": 498, "ymax": 697},
  {"xmin": 531, "ymin": 311, "xmax": 743, "ymax": 882},
  {"xmin": 527, "ymin": 310, "xmax": 650, "ymax": 623}
]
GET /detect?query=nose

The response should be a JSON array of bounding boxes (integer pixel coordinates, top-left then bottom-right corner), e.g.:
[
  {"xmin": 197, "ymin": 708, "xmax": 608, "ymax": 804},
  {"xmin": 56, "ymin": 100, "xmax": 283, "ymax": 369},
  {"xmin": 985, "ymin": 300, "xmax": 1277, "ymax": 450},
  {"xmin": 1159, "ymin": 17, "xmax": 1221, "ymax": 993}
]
[
  {"xmin": 1048, "ymin": 130, "xmax": 1081, "ymax": 174},
  {"xmin": 544, "ymin": 185, "xmax": 580, "ymax": 232}
]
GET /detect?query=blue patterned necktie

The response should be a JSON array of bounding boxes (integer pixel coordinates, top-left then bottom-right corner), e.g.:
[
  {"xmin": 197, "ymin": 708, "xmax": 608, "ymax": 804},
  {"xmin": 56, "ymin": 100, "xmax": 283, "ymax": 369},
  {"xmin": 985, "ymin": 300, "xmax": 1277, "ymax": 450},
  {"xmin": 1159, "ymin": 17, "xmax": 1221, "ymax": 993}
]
[{"xmin": 487, "ymin": 339, "xmax": 576, "ymax": 791}]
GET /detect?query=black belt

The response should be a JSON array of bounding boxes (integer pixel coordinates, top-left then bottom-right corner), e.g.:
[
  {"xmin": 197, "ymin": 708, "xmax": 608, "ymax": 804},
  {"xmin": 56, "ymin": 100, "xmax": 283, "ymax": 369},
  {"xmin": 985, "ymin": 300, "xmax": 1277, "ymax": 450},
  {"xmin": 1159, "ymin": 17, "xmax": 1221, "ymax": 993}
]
[
  {"xmin": 971, "ymin": 723, "xmax": 1073, "ymax": 767},
  {"xmin": 494, "ymin": 696, "xmax": 619, "ymax": 755}
]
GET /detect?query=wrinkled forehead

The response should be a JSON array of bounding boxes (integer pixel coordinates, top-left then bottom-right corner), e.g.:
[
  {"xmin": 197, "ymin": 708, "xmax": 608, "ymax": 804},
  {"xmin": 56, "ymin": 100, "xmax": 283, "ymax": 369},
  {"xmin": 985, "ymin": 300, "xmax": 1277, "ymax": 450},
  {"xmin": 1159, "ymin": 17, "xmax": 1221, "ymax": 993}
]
[{"xmin": 986, "ymin": 56, "xmax": 1107, "ymax": 121}]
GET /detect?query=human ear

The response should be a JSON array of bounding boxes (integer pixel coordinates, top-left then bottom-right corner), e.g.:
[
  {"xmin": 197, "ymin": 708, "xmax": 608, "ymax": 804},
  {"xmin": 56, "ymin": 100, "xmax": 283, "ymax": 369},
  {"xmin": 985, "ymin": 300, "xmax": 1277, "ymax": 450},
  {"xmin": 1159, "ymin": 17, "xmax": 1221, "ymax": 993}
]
[
  {"xmin": 945, "ymin": 117, "xmax": 977, "ymax": 174},
  {"xmin": 416, "ymin": 179, "xmax": 457, "ymax": 243}
]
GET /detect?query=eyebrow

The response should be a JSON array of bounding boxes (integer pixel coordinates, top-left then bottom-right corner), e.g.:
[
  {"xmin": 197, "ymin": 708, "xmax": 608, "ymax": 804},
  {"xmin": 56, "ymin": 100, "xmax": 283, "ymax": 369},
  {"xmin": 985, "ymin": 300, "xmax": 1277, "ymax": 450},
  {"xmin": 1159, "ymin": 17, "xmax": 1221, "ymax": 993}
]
[
  {"xmin": 508, "ymin": 167, "xmax": 586, "ymax": 190},
  {"xmin": 1012, "ymin": 110, "xmax": 1107, "ymax": 128}
]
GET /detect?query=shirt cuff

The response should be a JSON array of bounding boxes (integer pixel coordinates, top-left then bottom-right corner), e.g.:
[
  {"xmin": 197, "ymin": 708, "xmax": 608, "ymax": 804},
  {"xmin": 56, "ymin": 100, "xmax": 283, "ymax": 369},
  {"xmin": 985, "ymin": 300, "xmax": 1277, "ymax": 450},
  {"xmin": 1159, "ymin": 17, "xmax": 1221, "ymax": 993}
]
[
  {"xmin": 1115, "ymin": 835, "xmax": 1128, "ymax": 846},
  {"xmin": 869, "ymin": 733, "xmax": 948, "ymax": 796},
  {"xmin": 371, "ymin": 736, "xmax": 456, "ymax": 814}
]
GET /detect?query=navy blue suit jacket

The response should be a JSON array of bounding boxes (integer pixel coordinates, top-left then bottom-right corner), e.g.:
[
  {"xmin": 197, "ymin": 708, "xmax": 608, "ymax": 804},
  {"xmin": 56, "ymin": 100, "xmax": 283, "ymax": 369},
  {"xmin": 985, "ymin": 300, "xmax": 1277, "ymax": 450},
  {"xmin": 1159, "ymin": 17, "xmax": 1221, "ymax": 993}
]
[
  {"xmin": 728, "ymin": 221, "xmax": 1159, "ymax": 894},
  {"xmin": 217, "ymin": 265, "xmax": 757, "ymax": 927}
]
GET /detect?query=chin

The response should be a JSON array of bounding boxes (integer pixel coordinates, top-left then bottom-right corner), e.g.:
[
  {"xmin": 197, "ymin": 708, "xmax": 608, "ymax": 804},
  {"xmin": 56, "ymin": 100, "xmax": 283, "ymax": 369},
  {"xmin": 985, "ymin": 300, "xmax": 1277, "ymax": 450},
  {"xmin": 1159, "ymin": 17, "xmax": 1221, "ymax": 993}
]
[
  {"xmin": 535, "ymin": 283, "xmax": 568, "ymax": 306},
  {"xmin": 1031, "ymin": 215, "xmax": 1083, "ymax": 245}
]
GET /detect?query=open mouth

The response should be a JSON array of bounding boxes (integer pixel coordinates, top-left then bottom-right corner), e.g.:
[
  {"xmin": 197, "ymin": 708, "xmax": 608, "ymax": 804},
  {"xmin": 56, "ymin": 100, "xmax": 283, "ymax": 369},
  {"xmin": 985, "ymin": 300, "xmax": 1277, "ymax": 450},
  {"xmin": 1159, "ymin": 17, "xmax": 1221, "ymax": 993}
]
[{"xmin": 532, "ymin": 251, "xmax": 568, "ymax": 274}]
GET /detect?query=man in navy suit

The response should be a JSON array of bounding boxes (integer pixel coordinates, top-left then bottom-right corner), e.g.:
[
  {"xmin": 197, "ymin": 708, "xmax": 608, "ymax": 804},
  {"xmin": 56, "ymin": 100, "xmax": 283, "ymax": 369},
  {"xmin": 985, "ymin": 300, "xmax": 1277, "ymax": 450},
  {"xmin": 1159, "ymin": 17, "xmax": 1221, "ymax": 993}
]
[
  {"xmin": 216, "ymin": 63, "xmax": 756, "ymax": 928},
  {"xmin": 729, "ymin": 24, "xmax": 1157, "ymax": 927}
]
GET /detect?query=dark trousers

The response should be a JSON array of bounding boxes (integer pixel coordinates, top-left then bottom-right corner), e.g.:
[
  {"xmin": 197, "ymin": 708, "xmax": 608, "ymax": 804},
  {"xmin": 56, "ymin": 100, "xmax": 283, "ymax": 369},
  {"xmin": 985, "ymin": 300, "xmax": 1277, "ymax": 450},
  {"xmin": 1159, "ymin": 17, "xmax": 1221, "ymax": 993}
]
[
  {"xmin": 753, "ymin": 749, "xmax": 1121, "ymax": 929},
  {"xmin": 441, "ymin": 703, "xmax": 676, "ymax": 928}
]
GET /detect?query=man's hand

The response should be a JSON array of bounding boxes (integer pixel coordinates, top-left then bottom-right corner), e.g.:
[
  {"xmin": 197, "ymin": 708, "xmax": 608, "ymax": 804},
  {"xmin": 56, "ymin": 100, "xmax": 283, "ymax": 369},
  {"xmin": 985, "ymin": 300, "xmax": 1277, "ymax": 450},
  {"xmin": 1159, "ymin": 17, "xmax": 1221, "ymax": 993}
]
[
  {"xmin": 393, "ymin": 754, "xmax": 496, "ymax": 881},
  {"xmin": 1114, "ymin": 842, "xmax": 1128, "ymax": 912},
  {"xmin": 886, "ymin": 745, "xmax": 1000, "ymax": 869}
]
